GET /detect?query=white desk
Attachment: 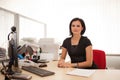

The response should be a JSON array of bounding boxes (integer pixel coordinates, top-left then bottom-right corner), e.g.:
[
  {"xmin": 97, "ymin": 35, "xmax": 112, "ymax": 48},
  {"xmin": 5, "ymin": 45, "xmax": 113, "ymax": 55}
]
[{"xmin": 0, "ymin": 61, "xmax": 120, "ymax": 80}]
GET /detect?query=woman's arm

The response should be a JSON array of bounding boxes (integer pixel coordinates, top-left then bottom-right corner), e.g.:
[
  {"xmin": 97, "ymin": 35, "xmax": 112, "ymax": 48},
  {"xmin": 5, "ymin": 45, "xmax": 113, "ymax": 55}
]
[
  {"xmin": 74, "ymin": 45, "xmax": 93, "ymax": 68},
  {"xmin": 58, "ymin": 47, "xmax": 67, "ymax": 67}
]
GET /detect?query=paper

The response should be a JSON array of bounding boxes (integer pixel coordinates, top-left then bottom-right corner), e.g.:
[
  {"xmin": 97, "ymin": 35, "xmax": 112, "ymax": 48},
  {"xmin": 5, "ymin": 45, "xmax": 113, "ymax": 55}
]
[{"xmin": 67, "ymin": 69, "xmax": 96, "ymax": 77}]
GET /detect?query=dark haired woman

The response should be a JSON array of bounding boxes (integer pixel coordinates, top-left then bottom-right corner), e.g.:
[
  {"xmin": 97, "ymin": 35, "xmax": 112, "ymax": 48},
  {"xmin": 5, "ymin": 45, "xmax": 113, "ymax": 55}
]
[{"xmin": 58, "ymin": 18, "xmax": 97, "ymax": 69}]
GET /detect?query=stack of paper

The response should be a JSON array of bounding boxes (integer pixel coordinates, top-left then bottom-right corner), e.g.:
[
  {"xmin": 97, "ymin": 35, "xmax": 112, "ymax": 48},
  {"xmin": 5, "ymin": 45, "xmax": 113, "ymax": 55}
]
[{"xmin": 67, "ymin": 69, "xmax": 96, "ymax": 77}]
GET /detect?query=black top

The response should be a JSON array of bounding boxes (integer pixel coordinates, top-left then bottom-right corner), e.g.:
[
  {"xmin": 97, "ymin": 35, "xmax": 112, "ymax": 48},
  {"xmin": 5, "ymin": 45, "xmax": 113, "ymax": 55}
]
[{"xmin": 62, "ymin": 36, "xmax": 98, "ymax": 69}]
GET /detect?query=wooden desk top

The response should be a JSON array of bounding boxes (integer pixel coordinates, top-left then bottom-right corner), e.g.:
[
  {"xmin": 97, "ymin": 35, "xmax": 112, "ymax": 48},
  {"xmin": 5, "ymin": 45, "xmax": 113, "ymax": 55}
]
[{"xmin": 0, "ymin": 61, "xmax": 120, "ymax": 80}]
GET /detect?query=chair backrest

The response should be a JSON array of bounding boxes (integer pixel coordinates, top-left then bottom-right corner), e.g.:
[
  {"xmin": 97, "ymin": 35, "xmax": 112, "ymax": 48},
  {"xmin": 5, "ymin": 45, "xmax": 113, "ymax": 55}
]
[{"xmin": 93, "ymin": 49, "xmax": 106, "ymax": 69}]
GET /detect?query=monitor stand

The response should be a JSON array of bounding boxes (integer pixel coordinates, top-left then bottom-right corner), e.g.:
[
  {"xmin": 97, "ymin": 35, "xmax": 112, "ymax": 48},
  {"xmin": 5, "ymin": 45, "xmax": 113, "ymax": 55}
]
[
  {"xmin": 2, "ymin": 61, "xmax": 32, "ymax": 80},
  {"xmin": 6, "ymin": 60, "xmax": 22, "ymax": 75},
  {"xmin": 12, "ymin": 66, "xmax": 22, "ymax": 73}
]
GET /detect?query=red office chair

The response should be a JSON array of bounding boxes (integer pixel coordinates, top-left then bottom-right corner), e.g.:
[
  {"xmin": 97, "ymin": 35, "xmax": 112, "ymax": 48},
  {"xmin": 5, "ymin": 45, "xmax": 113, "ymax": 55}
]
[{"xmin": 93, "ymin": 49, "xmax": 106, "ymax": 69}]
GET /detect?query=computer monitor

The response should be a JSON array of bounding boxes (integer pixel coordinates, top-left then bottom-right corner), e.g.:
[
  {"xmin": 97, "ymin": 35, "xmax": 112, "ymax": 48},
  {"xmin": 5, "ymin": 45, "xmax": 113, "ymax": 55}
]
[{"xmin": 7, "ymin": 26, "xmax": 20, "ymax": 74}]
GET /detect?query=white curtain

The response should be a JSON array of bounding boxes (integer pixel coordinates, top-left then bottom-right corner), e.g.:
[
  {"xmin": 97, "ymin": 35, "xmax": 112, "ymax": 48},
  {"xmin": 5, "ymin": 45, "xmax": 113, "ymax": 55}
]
[{"xmin": 0, "ymin": 9, "xmax": 14, "ymax": 49}]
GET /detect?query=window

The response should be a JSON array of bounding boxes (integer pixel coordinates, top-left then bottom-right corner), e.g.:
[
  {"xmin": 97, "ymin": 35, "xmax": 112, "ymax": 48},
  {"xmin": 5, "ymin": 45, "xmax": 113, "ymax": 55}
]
[{"xmin": 19, "ymin": 17, "xmax": 45, "ymax": 41}]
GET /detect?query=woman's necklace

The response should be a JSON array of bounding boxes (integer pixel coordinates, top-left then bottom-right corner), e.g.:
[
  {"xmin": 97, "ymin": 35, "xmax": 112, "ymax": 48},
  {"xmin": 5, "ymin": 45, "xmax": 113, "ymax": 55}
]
[
  {"xmin": 71, "ymin": 36, "xmax": 81, "ymax": 45},
  {"xmin": 71, "ymin": 36, "xmax": 81, "ymax": 54}
]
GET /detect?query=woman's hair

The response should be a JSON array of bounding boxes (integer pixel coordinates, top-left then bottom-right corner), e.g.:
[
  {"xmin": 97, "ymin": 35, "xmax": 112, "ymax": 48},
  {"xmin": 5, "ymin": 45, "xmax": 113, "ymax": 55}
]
[{"xmin": 69, "ymin": 17, "xmax": 86, "ymax": 36}]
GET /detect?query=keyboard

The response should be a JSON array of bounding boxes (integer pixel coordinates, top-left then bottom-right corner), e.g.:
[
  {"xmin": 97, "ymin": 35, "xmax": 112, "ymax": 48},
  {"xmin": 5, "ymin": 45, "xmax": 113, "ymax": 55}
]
[{"xmin": 22, "ymin": 66, "xmax": 55, "ymax": 77}]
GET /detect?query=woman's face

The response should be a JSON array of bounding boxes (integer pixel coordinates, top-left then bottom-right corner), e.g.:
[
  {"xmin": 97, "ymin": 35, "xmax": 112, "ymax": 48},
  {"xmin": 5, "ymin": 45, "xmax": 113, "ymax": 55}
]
[{"xmin": 71, "ymin": 20, "xmax": 83, "ymax": 35}]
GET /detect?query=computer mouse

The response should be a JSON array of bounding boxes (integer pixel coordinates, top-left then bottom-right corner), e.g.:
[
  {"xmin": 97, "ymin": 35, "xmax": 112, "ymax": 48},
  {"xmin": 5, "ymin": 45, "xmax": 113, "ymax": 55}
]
[
  {"xmin": 39, "ymin": 63, "xmax": 47, "ymax": 67},
  {"xmin": 24, "ymin": 60, "xmax": 30, "ymax": 63}
]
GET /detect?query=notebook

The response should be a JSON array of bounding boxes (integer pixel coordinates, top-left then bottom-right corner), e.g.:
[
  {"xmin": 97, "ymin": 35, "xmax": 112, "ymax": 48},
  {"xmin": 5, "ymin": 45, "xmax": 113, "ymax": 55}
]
[{"xmin": 67, "ymin": 69, "xmax": 96, "ymax": 77}]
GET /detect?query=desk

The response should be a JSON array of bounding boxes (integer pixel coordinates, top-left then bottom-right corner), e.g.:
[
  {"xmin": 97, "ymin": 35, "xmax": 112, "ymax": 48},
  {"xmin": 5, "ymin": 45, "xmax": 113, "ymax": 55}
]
[{"xmin": 0, "ymin": 61, "xmax": 120, "ymax": 80}]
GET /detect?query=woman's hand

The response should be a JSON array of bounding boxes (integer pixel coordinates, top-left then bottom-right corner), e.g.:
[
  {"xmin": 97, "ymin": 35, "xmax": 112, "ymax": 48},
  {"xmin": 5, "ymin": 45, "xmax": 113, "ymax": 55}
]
[
  {"xmin": 62, "ymin": 62, "xmax": 72, "ymax": 68},
  {"xmin": 58, "ymin": 60, "xmax": 72, "ymax": 68},
  {"xmin": 58, "ymin": 59, "xmax": 65, "ymax": 68}
]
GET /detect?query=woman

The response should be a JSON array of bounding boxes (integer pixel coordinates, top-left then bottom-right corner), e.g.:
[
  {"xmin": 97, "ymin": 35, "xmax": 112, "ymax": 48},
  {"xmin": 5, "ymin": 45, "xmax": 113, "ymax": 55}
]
[{"xmin": 58, "ymin": 17, "xmax": 97, "ymax": 69}]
